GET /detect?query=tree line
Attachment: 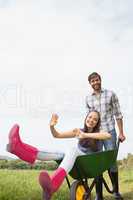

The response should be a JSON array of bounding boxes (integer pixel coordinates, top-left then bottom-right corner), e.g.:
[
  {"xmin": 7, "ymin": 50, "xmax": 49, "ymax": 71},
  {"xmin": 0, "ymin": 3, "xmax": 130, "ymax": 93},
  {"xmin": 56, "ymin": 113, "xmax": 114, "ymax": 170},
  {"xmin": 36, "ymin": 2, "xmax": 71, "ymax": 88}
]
[
  {"xmin": 0, "ymin": 159, "xmax": 58, "ymax": 170},
  {"xmin": 0, "ymin": 153, "xmax": 132, "ymax": 170}
]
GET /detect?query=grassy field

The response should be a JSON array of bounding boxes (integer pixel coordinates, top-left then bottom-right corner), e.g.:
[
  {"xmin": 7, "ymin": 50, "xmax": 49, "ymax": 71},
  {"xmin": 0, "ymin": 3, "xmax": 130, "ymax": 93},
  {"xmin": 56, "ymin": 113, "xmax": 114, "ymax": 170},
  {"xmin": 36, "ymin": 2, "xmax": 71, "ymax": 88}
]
[{"xmin": 0, "ymin": 168, "xmax": 133, "ymax": 200}]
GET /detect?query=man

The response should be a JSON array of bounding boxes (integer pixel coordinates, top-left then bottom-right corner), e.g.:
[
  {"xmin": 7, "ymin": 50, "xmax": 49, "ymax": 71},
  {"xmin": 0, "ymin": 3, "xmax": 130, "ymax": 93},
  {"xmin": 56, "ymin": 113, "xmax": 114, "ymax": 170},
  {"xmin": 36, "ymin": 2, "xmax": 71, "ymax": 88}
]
[{"xmin": 86, "ymin": 72, "xmax": 126, "ymax": 200}]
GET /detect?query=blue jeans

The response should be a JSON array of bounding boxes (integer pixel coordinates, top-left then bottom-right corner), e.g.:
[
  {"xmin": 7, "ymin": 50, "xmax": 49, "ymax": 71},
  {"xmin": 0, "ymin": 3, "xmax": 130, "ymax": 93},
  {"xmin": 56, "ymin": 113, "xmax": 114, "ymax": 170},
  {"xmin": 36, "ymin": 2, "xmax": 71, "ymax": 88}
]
[{"xmin": 99, "ymin": 129, "xmax": 118, "ymax": 172}]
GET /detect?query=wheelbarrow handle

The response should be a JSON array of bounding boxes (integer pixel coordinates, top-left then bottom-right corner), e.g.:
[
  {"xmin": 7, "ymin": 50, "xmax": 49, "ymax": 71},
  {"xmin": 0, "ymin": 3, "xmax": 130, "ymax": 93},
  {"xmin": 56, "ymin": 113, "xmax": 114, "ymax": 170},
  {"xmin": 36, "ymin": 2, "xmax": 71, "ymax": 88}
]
[{"xmin": 117, "ymin": 138, "xmax": 121, "ymax": 150}]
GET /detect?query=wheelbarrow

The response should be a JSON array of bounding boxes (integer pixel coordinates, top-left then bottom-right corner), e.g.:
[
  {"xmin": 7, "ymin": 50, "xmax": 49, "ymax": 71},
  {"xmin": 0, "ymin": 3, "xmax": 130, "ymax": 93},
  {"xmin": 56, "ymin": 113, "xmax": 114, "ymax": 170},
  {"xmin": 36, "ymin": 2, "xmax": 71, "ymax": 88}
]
[{"xmin": 58, "ymin": 140, "xmax": 120, "ymax": 200}]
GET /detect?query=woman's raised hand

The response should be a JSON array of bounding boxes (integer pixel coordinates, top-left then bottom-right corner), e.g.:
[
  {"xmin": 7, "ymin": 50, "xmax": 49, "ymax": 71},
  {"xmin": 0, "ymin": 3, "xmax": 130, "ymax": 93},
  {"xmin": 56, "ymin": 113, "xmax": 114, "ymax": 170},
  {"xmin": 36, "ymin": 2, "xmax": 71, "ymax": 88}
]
[{"xmin": 50, "ymin": 113, "xmax": 59, "ymax": 126}]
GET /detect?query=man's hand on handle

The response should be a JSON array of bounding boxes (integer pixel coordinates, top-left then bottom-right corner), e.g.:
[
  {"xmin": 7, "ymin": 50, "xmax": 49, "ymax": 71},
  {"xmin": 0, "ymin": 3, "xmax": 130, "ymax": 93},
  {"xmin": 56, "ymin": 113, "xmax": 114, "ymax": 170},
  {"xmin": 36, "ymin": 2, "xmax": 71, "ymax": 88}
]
[{"xmin": 118, "ymin": 133, "xmax": 126, "ymax": 142}]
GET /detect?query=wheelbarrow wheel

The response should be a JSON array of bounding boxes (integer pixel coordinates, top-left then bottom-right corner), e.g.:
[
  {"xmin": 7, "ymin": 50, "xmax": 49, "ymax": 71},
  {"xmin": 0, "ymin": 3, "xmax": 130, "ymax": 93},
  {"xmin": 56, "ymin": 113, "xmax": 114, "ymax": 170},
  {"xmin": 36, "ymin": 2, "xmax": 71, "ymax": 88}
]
[{"xmin": 70, "ymin": 180, "xmax": 91, "ymax": 200}]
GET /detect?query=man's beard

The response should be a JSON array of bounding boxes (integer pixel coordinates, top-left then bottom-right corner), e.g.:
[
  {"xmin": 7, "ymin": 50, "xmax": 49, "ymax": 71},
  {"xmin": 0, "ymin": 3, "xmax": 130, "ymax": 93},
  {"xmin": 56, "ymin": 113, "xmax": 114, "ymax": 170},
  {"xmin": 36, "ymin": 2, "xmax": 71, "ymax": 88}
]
[{"xmin": 93, "ymin": 84, "xmax": 101, "ymax": 91}]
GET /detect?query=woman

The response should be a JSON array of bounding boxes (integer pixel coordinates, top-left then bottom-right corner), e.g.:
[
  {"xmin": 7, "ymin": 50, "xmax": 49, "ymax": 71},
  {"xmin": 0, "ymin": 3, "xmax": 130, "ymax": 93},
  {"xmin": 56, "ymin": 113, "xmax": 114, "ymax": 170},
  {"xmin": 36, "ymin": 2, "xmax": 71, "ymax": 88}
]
[{"xmin": 7, "ymin": 110, "xmax": 111, "ymax": 200}]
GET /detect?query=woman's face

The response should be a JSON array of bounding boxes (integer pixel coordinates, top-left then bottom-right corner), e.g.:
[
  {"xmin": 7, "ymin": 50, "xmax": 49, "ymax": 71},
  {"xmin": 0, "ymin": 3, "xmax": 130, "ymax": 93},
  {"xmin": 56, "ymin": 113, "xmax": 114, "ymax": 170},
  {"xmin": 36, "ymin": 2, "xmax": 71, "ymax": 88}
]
[{"xmin": 85, "ymin": 111, "xmax": 99, "ymax": 128}]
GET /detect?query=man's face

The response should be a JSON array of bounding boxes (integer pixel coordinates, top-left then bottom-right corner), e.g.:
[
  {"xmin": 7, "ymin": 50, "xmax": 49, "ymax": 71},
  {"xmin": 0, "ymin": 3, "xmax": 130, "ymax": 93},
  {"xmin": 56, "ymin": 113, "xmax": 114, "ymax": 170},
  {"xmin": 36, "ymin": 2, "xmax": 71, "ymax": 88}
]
[{"xmin": 89, "ymin": 76, "xmax": 101, "ymax": 91}]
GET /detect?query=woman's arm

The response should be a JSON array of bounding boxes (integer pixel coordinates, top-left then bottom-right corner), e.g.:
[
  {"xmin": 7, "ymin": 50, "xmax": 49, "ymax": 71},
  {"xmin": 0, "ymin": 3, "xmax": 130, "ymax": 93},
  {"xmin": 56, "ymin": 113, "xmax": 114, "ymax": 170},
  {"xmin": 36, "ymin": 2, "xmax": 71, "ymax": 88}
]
[
  {"xmin": 50, "ymin": 114, "xmax": 78, "ymax": 138},
  {"xmin": 77, "ymin": 130, "xmax": 111, "ymax": 140},
  {"xmin": 50, "ymin": 126, "xmax": 78, "ymax": 138}
]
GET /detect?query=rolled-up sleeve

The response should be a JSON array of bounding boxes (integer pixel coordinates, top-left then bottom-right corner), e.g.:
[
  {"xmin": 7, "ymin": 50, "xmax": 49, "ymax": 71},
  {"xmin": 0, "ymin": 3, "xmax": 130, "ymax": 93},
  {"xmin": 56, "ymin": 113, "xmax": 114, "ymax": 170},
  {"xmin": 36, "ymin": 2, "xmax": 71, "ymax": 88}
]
[
  {"xmin": 85, "ymin": 96, "xmax": 91, "ymax": 113},
  {"xmin": 111, "ymin": 92, "xmax": 123, "ymax": 119}
]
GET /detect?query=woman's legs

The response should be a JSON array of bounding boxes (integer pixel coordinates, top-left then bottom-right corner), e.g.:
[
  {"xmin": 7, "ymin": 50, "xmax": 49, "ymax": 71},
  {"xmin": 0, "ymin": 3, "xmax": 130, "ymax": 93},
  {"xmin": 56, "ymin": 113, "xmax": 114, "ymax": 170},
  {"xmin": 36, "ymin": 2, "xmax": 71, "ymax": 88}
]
[
  {"xmin": 39, "ymin": 167, "xmax": 66, "ymax": 200},
  {"xmin": 37, "ymin": 151, "xmax": 64, "ymax": 161},
  {"xmin": 59, "ymin": 145, "xmax": 84, "ymax": 172},
  {"xmin": 7, "ymin": 124, "xmax": 38, "ymax": 164},
  {"xmin": 7, "ymin": 124, "xmax": 64, "ymax": 164},
  {"xmin": 39, "ymin": 144, "xmax": 85, "ymax": 199}
]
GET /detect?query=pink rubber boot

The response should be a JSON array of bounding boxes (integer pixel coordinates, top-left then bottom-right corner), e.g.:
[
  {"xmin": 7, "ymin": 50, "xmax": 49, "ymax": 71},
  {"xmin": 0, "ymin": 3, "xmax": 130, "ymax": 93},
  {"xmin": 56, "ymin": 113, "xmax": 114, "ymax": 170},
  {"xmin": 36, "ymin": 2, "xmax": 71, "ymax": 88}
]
[
  {"xmin": 39, "ymin": 167, "xmax": 66, "ymax": 200},
  {"xmin": 7, "ymin": 124, "xmax": 38, "ymax": 164}
]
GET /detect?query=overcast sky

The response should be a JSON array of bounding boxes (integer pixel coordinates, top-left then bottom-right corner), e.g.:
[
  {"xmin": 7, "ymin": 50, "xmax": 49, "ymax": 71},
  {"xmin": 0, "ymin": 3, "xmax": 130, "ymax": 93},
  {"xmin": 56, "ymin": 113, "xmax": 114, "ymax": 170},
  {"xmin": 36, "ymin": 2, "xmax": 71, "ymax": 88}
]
[{"xmin": 0, "ymin": 0, "xmax": 133, "ymax": 159}]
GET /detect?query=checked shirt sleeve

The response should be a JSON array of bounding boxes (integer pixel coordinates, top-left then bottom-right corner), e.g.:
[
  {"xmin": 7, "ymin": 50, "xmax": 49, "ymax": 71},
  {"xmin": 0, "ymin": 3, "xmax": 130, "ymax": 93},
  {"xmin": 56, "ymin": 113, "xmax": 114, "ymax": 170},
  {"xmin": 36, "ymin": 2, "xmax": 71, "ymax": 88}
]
[
  {"xmin": 85, "ymin": 96, "xmax": 91, "ymax": 113},
  {"xmin": 111, "ymin": 92, "xmax": 123, "ymax": 119}
]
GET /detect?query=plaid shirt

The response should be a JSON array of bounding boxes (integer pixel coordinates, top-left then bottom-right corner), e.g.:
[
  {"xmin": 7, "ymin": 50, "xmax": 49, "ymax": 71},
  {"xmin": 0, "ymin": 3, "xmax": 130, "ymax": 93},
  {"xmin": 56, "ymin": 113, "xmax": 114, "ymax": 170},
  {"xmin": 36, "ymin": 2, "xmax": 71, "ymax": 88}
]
[{"xmin": 85, "ymin": 88, "xmax": 123, "ymax": 132}]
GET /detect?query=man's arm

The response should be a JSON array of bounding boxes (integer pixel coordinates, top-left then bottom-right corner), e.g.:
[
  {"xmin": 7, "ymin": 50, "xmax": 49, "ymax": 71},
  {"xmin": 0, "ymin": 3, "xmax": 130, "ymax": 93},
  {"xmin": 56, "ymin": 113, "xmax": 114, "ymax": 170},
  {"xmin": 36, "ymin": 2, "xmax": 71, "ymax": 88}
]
[
  {"xmin": 85, "ymin": 96, "xmax": 91, "ymax": 113},
  {"xmin": 111, "ymin": 92, "xmax": 126, "ymax": 142},
  {"xmin": 76, "ymin": 130, "xmax": 111, "ymax": 140},
  {"xmin": 116, "ymin": 119, "xmax": 126, "ymax": 142}
]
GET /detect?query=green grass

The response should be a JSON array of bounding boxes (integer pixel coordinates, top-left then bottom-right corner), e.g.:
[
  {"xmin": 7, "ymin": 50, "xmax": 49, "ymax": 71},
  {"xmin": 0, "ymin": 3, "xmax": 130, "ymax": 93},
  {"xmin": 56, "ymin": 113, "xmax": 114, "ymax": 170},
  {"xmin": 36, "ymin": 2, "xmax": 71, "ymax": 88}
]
[
  {"xmin": 0, "ymin": 168, "xmax": 133, "ymax": 200},
  {"xmin": 103, "ymin": 168, "xmax": 133, "ymax": 200}
]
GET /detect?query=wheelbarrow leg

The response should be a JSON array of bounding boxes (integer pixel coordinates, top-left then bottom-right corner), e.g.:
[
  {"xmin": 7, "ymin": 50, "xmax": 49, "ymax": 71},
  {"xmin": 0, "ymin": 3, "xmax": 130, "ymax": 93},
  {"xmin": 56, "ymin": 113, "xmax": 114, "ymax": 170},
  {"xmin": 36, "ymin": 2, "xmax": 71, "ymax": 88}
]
[{"xmin": 95, "ymin": 175, "xmax": 103, "ymax": 200}]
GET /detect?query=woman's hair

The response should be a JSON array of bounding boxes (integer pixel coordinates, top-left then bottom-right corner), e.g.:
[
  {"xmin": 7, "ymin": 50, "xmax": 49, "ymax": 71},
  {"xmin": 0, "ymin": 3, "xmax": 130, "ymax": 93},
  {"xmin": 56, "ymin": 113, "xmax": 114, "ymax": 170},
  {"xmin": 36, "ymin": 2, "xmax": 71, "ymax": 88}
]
[
  {"xmin": 83, "ymin": 110, "xmax": 101, "ymax": 133},
  {"xmin": 81, "ymin": 110, "xmax": 101, "ymax": 152}
]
